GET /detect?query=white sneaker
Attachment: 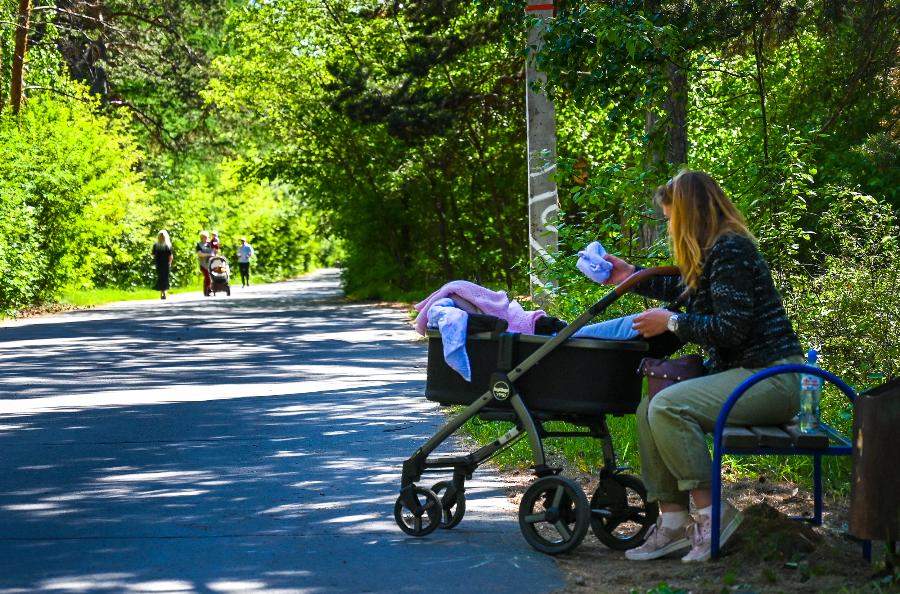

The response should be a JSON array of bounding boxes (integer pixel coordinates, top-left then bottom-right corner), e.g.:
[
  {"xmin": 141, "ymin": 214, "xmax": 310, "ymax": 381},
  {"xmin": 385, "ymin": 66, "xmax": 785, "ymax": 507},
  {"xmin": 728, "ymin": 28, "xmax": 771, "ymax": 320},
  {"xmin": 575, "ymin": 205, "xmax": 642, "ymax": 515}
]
[
  {"xmin": 682, "ymin": 504, "xmax": 743, "ymax": 562},
  {"xmin": 625, "ymin": 517, "xmax": 692, "ymax": 561}
]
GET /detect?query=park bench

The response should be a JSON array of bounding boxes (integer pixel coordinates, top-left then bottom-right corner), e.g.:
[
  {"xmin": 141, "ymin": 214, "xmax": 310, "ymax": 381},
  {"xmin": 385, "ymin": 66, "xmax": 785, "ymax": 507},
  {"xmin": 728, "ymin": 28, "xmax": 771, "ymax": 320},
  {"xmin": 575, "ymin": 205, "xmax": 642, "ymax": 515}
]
[{"xmin": 710, "ymin": 363, "xmax": 857, "ymax": 560}]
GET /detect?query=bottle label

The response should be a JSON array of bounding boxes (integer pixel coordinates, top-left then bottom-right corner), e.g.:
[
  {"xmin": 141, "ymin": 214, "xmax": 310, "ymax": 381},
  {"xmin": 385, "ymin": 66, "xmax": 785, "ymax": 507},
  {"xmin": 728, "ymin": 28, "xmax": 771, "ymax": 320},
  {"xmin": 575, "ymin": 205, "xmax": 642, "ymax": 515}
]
[{"xmin": 801, "ymin": 375, "xmax": 821, "ymax": 389}]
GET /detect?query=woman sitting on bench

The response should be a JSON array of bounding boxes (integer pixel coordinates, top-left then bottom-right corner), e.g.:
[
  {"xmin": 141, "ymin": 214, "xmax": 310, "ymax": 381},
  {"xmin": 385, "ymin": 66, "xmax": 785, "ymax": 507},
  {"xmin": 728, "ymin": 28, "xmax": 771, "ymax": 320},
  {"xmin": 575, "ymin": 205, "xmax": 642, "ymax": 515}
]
[{"xmin": 602, "ymin": 170, "xmax": 804, "ymax": 562}]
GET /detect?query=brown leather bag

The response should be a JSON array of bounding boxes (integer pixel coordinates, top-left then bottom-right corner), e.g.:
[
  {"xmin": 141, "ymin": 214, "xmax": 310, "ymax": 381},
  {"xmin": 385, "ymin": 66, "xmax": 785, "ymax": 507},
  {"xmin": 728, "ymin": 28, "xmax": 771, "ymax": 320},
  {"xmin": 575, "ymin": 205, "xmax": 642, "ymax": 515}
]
[{"xmin": 638, "ymin": 354, "xmax": 706, "ymax": 399}]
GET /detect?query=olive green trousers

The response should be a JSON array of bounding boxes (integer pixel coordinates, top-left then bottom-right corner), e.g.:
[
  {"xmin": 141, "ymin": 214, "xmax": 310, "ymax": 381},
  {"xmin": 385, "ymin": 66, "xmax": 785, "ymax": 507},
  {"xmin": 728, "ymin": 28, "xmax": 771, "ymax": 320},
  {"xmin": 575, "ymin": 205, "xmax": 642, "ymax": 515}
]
[{"xmin": 636, "ymin": 356, "xmax": 803, "ymax": 507}]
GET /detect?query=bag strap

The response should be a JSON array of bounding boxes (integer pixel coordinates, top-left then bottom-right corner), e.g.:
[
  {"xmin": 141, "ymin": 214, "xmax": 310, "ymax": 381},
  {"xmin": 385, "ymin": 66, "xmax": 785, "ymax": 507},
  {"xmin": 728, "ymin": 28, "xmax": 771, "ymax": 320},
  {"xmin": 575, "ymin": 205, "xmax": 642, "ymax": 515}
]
[{"xmin": 496, "ymin": 332, "xmax": 518, "ymax": 372}]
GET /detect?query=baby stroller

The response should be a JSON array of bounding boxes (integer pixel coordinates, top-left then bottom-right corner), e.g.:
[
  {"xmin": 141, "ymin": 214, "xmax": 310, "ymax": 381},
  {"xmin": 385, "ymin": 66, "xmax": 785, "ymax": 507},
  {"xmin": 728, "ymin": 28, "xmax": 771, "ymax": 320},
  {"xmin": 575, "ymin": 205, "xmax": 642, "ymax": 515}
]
[
  {"xmin": 206, "ymin": 254, "xmax": 231, "ymax": 296},
  {"xmin": 394, "ymin": 267, "xmax": 683, "ymax": 555}
]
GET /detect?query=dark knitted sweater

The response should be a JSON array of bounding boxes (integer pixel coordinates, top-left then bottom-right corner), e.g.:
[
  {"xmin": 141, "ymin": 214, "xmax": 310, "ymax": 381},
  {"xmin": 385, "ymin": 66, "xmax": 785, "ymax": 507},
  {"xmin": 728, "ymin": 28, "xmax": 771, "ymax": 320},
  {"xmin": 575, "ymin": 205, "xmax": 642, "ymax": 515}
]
[{"xmin": 636, "ymin": 232, "xmax": 802, "ymax": 372}]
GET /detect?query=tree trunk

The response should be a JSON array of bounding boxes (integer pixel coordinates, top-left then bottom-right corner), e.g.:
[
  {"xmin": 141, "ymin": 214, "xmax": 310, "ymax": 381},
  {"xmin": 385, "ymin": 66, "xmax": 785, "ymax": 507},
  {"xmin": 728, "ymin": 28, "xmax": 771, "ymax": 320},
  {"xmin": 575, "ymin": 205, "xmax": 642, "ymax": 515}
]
[
  {"xmin": 0, "ymin": 25, "xmax": 5, "ymax": 114},
  {"xmin": 11, "ymin": 0, "xmax": 32, "ymax": 114},
  {"xmin": 641, "ymin": 109, "xmax": 660, "ymax": 249},
  {"xmin": 429, "ymin": 178, "xmax": 454, "ymax": 281},
  {"xmin": 641, "ymin": 63, "xmax": 689, "ymax": 248},
  {"xmin": 753, "ymin": 25, "xmax": 770, "ymax": 166},
  {"xmin": 663, "ymin": 63, "xmax": 688, "ymax": 166}
]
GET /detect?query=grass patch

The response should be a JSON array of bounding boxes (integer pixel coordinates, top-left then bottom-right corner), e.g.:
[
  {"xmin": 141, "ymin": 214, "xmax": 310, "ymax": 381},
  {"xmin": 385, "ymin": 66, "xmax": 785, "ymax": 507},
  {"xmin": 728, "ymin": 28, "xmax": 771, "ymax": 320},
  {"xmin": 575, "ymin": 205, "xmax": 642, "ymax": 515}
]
[
  {"xmin": 457, "ymin": 405, "xmax": 850, "ymax": 491},
  {"xmin": 4, "ymin": 271, "xmax": 322, "ymax": 320},
  {"xmin": 460, "ymin": 411, "xmax": 641, "ymax": 473},
  {"xmin": 59, "ymin": 285, "xmax": 197, "ymax": 307}
]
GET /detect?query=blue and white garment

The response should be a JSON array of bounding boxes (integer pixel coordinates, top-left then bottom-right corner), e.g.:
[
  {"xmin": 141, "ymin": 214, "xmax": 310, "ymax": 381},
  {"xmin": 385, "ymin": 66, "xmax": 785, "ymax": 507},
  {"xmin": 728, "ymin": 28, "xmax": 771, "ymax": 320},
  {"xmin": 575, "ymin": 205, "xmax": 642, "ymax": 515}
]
[
  {"xmin": 572, "ymin": 314, "xmax": 640, "ymax": 340},
  {"xmin": 426, "ymin": 298, "xmax": 472, "ymax": 381},
  {"xmin": 577, "ymin": 241, "xmax": 613, "ymax": 283}
]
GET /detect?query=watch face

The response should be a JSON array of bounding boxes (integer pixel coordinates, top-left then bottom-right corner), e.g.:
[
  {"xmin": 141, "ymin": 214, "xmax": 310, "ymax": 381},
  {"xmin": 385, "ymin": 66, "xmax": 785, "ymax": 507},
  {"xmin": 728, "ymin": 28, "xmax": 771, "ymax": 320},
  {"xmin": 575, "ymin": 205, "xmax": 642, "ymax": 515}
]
[{"xmin": 668, "ymin": 315, "xmax": 678, "ymax": 332}]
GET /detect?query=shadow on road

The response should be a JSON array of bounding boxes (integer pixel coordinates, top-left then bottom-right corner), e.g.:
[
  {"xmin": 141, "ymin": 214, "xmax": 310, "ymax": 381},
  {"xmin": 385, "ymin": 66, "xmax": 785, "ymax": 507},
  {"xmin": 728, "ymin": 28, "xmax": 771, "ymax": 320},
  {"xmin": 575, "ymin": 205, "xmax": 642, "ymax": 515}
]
[
  {"xmin": 1, "ymin": 278, "xmax": 417, "ymax": 400},
  {"xmin": 0, "ymin": 271, "xmax": 562, "ymax": 593}
]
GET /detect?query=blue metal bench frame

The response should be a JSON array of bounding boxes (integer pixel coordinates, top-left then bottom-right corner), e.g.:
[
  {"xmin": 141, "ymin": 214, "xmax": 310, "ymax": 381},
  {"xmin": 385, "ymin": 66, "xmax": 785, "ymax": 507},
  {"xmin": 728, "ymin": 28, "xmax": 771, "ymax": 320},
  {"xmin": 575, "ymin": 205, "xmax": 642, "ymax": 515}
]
[{"xmin": 711, "ymin": 364, "xmax": 856, "ymax": 560}]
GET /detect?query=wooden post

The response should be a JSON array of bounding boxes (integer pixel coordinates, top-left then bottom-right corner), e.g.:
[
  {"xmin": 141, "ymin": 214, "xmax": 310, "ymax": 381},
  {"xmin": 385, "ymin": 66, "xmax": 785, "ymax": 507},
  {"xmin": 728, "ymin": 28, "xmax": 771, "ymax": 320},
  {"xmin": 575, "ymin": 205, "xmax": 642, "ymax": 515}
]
[
  {"xmin": 849, "ymin": 379, "xmax": 900, "ymax": 543},
  {"xmin": 525, "ymin": 1, "xmax": 558, "ymax": 306}
]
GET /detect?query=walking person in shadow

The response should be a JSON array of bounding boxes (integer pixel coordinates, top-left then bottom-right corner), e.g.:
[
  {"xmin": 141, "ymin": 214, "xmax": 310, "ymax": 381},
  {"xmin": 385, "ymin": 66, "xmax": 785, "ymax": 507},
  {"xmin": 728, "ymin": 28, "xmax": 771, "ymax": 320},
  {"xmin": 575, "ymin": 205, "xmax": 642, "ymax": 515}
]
[
  {"xmin": 237, "ymin": 237, "xmax": 254, "ymax": 287},
  {"xmin": 196, "ymin": 231, "xmax": 213, "ymax": 296},
  {"xmin": 152, "ymin": 230, "xmax": 173, "ymax": 300}
]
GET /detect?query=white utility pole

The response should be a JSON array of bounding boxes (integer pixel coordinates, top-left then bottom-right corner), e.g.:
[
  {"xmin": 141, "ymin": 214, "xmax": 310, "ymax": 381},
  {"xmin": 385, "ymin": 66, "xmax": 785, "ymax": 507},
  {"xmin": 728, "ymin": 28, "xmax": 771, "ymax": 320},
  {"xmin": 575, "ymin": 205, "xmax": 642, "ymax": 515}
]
[{"xmin": 524, "ymin": 0, "xmax": 558, "ymax": 304}]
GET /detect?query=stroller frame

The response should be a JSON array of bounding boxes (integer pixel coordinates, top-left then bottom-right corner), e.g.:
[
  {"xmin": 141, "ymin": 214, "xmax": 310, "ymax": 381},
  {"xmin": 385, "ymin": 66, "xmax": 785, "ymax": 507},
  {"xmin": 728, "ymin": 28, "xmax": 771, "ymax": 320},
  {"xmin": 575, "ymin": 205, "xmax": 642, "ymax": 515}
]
[
  {"xmin": 206, "ymin": 254, "xmax": 231, "ymax": 297},
  {"xmin": 395, "ymin": 267, "xmax": 679, "ymax": 554}
]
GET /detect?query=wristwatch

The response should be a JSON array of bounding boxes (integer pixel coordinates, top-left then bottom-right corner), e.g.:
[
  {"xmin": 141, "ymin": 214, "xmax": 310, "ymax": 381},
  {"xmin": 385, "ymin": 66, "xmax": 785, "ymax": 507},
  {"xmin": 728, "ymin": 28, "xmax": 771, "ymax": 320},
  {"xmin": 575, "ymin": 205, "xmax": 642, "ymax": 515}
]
[{"xmin": 667, "ymin": 313, "xmax": 680, "ymax": 333}]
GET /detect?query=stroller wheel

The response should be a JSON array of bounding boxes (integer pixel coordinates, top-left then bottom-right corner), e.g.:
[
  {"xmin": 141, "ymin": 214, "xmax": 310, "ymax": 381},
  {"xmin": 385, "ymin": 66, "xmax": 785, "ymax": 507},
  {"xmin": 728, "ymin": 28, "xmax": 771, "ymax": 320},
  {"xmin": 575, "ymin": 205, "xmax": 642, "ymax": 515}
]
[
  {"xmin": 589, "ymin": 474, "xmax": 658, "ymax": 550},
  {"xmin": 430, "ymin": 480, "xmax": 466, "ymax": 529},
  {"xmin": 226, "ymin": 286, "xmax": 231, "ymax": 296},
  {"xmin": 518, "ymin": 475, "xmax": 589, "ymax": 555},
  {"xmin": 394, "ymin": 486, "xmax": 441, "ymax": 537}
]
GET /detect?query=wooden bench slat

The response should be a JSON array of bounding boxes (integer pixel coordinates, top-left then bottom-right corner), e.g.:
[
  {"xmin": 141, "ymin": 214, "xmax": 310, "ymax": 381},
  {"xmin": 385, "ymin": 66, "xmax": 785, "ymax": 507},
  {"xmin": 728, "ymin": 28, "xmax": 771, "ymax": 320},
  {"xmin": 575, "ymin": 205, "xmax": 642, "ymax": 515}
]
[
  {"xmin": 750, "ymin": 426, "xmax": 793, "ymax": 448},
  {"xmin": 783, "ymin": 424, "xmax": 830, "ymax": 449},
  {"xmin": 722, "ymin": 427, "xmax": 757, "ymax": 448},
  {"xmin": 722, "ymin": 424, "xmax": 836, "ymax": 451}
]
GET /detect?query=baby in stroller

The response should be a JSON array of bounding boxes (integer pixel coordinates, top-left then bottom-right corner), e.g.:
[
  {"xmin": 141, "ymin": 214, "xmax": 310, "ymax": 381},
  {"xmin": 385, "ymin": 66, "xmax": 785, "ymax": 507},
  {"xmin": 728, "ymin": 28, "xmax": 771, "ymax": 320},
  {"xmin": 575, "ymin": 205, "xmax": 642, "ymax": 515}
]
[{"xmin": 206, "ymin": 254, "xmax": 231, "ymax": 296}]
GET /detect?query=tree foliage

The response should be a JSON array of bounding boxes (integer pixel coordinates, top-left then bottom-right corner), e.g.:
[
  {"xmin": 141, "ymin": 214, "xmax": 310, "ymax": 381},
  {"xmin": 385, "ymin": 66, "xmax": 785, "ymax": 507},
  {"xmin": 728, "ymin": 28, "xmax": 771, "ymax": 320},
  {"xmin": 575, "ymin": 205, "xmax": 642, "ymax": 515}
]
[
  {"xmin": 0, "ymin": 93, "xmax": 154, "ymax": 312},
  {"xmin": 529, "ymin": 0, "xmax": 899, "ymax": 390},
  {"xmin": 0, "ymin": 0, "xmax": 329, "ymax": 313},
  {"xmin": 206, "ymin": 0, "xmax": 531, "ymax": 297},
  {"xmin": 53, "ymin": 0, "xmax": 239, "ymax": 149},
  {"xmin": 0, "ymin": 0, "xmax": 897, "ymax": 402}
]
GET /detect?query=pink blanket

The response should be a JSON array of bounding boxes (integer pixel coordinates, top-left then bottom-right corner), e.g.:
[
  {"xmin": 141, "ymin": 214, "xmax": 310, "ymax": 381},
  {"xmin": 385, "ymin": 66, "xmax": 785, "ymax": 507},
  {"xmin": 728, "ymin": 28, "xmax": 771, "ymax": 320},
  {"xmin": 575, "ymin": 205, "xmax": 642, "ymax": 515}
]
[{"xmin": 414, "ymin": 281, "xmax": 546, "ymax": 336}]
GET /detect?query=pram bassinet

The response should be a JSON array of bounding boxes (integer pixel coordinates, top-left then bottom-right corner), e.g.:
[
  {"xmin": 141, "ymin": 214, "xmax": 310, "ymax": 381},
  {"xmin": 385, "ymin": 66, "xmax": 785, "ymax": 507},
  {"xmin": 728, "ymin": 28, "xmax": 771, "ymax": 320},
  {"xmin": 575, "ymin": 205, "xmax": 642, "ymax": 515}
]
[{"xmin": 425, "ymin": 330, "xmax": 647, "ymax": 416}]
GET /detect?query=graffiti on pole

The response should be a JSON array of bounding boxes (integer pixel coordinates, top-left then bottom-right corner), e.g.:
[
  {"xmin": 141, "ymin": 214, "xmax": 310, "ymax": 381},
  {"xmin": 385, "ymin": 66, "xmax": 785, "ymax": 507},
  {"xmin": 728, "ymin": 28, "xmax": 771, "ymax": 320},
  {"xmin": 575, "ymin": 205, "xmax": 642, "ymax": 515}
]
[{"xmin": 525, "ymin": 1, "xmax": 558, "ymax": 304}]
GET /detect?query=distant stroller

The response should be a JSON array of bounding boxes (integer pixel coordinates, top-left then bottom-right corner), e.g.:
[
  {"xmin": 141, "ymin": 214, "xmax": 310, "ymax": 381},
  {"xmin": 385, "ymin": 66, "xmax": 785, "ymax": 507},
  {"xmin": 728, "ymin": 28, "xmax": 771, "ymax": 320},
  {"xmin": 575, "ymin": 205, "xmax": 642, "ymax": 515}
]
[{"xmin": 206, "ymin": 254, "xmax": 231, "ymax": 296}]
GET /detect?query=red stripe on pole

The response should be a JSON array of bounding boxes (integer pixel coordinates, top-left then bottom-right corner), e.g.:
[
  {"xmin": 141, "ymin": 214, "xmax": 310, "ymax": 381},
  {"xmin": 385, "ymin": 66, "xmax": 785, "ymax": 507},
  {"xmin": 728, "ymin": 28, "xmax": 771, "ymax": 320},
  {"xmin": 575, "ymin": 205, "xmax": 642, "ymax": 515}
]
[{"xmin": 525, "ymin": 3, "xmax": 554, "ymax": 11}]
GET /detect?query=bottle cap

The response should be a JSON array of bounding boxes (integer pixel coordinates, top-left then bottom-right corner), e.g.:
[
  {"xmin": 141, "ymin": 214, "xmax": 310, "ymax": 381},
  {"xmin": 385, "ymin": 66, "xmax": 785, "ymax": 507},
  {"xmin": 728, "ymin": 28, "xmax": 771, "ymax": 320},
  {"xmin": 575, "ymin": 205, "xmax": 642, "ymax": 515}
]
[{"xmin": 807, "ymin": 349, "xmax": 818, "ymax": 364}]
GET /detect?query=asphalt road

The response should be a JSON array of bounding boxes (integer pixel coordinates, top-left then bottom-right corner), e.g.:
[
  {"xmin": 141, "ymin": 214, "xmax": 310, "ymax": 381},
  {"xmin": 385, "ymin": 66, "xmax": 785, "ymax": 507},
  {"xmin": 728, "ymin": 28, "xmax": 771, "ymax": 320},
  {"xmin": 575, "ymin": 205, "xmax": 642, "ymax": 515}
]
[{"xmin": 0, "ymin": 269, "xmax": 563, "ymax": 594}]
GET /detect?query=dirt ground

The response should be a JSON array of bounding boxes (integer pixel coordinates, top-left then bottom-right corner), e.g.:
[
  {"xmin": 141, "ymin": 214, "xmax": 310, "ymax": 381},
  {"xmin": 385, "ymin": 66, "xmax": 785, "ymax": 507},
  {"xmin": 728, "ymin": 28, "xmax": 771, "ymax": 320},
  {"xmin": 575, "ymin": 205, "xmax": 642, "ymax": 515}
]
[{"xmin": 499, "ymin": 463, "xmax": 895, "ymax": 594}]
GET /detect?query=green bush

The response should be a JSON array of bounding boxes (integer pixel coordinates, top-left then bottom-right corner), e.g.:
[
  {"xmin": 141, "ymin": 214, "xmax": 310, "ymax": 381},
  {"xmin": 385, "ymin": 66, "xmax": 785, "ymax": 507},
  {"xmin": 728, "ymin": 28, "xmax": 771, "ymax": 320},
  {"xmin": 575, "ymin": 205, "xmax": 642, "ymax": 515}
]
[{"xmin": 0, "ymin": 94, "xmax": 155, "ymax": 311}]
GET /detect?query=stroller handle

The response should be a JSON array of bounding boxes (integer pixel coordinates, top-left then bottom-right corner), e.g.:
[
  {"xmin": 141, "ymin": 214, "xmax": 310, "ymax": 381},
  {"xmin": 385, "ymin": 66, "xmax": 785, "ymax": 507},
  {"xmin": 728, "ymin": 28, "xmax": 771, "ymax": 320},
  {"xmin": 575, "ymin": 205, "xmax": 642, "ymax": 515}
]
[
  {"xmin": 613, "ymin": 265, "xmax": 680, "ymax": 296},
  {"xmin": 497, "ymin": 265, "xmax": 681, "ymax": 387},
  {"xmin": 583, "ymin": 265, "xmax": 680, "ymax": 319}
]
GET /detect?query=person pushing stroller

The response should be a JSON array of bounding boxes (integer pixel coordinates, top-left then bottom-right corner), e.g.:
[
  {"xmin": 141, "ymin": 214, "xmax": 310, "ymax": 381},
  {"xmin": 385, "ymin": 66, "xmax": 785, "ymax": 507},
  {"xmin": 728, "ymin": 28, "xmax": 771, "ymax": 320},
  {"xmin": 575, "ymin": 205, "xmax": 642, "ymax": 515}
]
[
  {"xmin": 196, "ymin": 231, "xmax": 213, "ymax": 295},
  {"xmin": 206, "ymin": 251, "xmax": 232, "ymax": 296}
]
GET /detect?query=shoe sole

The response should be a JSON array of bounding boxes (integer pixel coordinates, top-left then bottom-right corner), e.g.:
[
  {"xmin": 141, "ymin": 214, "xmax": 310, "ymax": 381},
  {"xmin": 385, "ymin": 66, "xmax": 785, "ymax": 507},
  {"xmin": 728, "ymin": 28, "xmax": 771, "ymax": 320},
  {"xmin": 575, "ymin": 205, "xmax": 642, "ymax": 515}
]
[
  {"xmin": 682, "ymin": 510, "xmax": 744, "ymax": 563},
  {"xmin": 625, "ymin": 537, "xmax": 691, "ymax": 561},
  {"xmin": 719, "ymin": 509, "xmax": 743, "ymax": 548}
]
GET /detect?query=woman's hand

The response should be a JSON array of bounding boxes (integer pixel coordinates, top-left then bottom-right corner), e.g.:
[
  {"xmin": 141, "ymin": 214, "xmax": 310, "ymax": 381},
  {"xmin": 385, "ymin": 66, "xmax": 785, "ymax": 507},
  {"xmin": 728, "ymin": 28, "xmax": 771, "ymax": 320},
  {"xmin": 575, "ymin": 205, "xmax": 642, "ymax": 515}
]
[
  {"xmin": 602, "ymin": 254, "xmax": 636, "ymax": 285},
  {"xmin": 632, "ymin": 308, "xmax": 674, "ymax": 338}
]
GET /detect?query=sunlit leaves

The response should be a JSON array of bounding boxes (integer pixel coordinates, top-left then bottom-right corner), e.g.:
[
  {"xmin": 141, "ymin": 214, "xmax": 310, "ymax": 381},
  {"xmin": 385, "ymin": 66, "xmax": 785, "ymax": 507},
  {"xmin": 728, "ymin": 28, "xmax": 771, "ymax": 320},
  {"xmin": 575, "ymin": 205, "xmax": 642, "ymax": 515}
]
[
  {"xmin": 0, "ymin": 94, "xmax": 155, "ymax": 309},
  {"xmin": 206, "ymin": 0, "xmax": 533, "ymax": 296}
]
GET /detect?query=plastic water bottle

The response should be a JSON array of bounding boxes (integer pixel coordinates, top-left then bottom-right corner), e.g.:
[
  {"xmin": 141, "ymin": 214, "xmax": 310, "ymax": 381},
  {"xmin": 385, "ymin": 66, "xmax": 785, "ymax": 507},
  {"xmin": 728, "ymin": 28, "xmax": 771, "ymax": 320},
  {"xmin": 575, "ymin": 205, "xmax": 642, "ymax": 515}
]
[{"xmin": 799, "ymin": 349, "xmax": 822, "ymax": 433}]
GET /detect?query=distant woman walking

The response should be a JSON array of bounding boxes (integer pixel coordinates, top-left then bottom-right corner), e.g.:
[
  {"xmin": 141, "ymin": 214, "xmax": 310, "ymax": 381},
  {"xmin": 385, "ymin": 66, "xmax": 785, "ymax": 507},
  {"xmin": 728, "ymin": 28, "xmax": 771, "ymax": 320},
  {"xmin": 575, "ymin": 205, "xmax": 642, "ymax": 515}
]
[
  {"xmin": 152, "ymin": 230, "xmax": 174, "ymax": 300},
  {"xmin": 237, "ymin": 237, "xmax": 254, "ymax": 287}
]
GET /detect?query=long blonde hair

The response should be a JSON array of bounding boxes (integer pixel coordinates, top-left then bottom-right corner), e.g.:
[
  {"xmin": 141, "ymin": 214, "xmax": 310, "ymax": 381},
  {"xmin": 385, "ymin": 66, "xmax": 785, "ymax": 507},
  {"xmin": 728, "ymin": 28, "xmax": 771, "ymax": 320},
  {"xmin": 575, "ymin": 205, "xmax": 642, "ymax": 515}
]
[
  {"xmin": 655, "ymin": 170, "xmax": 753, "ymax": 289},
  {"xmin": 156, "ymin": 230, "xmax": 171, "ymax": 248}
]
